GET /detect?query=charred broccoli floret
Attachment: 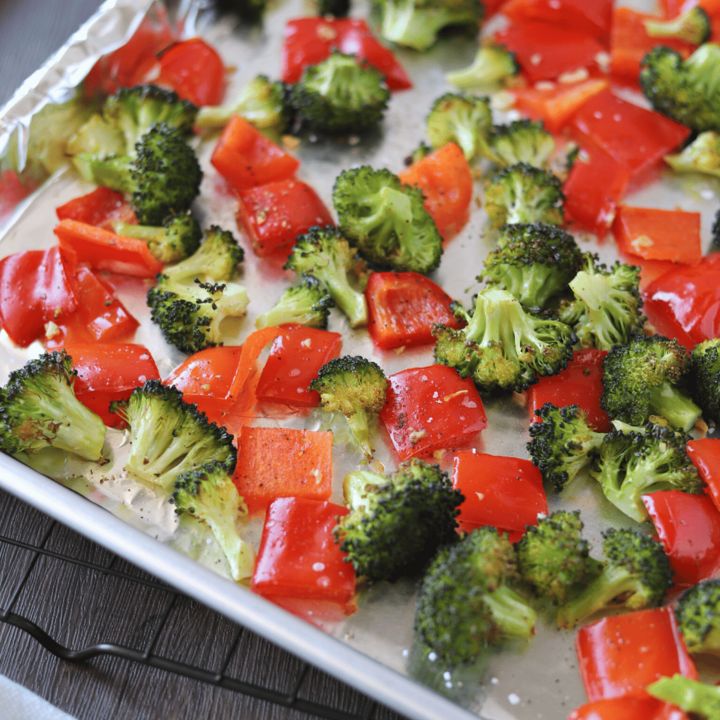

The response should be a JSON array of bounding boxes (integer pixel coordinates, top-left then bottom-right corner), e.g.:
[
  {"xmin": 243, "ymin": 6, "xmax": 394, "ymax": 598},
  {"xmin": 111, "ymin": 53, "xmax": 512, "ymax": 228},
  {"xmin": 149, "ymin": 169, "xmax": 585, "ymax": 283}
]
[
  {"xmin": 640, "ymin": 43, "xmax": 720, "ymax": 134},
  {"xmin": 291, "ymin": 52, "xmax": 389, "ymax": 134},
  {"xmin": 648, "ymin": 676, "xmax": 720, "ymax": 718},
  {"xmin": 486, "ymin": 119, "xmax": 555, "ymax": 169},
  {"xmin": 112, "ymin": 381, "xmax": 236, "ymax": 490},
  {"xmin": 665, "ymin": 131, "xmax": 720, "ymax": 177},
  {"xmin": 414, "ymin": 527, "xmax": 537, "ymax": 666},
  {"xmin": 675, "ymin": 579, "xmax": 720, "ymax": 655},
  {"xmin": 526, "ymin": 404, "xmax": 606, "ymax": 493},
  {"xmin": 332, "ymin": 166, "xmax": 443, "ymax": 274},
  {"xmin": 0, "ymin": 351, "xmax": 106, "ymax": 462},
  {"xmin": 173, "ymin": 460, "xmax": 254, "ymax": 581},
  {"xmin": 644, "ymin": 6, "xmax": 711, "ymax": 45},
  {"xmin": 334, "ymin": 459, "xmax": 464, "ymax": 581},
  {"xmin": 484, "ymin": 163, "xmax": 565, "ymax": 229},
  {"xmin": 433, "ymin": 287, "xmax": 575, "ymax": 396},
  {"xmin": 480, "ymin": 223, "xmax": 582, "ymax": 309},
  {"xmin": 284, "ymin": 226, "xmax": 367, "ymax": 328},
  {"xmin": 591, "ymin": 422, "xmax": 703, "ymax": 523},
  {"xmin": 164, "ymin": 225, "xmax": 244, "ymax": 284},
  {"xmin": 446, "ymin": 44, "xmax": 519, "ymax": 90},
  {"xmin": 689, "ymin": 338, "xmax": 720, "ymax": 424},
  {"xmin": 425, "ymin": 93, "xmax": 493, "ymax": 162},
  {"xmin": 515, "ymin": 510, "xmax": 602, "ymax": 605},
  {"xmin": 309, "ymin": 355, "xmax": 387, "ymax": 460},
  {"xmin": 255, "ymin": 274, "xmax": 335, "ymax": 329},
  {"xmin": 601, "ymin": 334, "xmax": 702, "ymax": 431},
  {"xmin": 113, "ymin": 212, "xmax": 202, "ymax": 264},
  {"xmin": 556, "ymin": 528, "xmax": 673, "ymax": 629}
]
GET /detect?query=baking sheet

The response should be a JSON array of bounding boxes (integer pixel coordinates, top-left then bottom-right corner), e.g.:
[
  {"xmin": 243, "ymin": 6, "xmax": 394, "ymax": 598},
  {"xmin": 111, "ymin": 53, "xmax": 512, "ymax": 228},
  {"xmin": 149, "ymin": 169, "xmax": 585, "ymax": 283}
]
[{"xmin": 1, "ymin": 0, "xmax": 719, "ymax": 719}]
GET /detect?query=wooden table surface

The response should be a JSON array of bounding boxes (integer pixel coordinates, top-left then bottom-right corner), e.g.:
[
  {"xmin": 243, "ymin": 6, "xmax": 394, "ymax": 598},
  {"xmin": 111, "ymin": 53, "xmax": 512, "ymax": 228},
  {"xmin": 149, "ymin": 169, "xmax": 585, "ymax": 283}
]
[{"xmin": 0, "ymin": 2, "xmax": 408, "ymax": 718}]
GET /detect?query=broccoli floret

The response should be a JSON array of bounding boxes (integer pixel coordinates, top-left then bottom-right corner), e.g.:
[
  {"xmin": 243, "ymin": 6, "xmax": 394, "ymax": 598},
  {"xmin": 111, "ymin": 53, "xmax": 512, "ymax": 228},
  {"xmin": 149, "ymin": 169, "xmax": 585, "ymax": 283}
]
[
  {"xmin": 601, "ymin": 334, "xmax": 702, "ymax": 431},
  {"xmin": 290, "ymin": 52, "xmax": 390, "ymax": 134},
  {"xmin": 486, "ymin": 120, "xmax": 556, "ymax": 169},
  {"xmin": 414, "ymin": 527, "xmax": 537, "ymax": 666},
  {"xmin": 332, "ymin": 166, "xmax": 443, "ymax": 274},
  {"xmin": 73, "ymin": 122, "xmax": 202, "ymax": 226},
  {"xmin": 527, "ymin": 404, "xmax": 606, "ymax": 493},
  {"xmin": 376, "ymin": 0, "xmax": 482, "ymax": 51},
  {"xmin": 480, "ymin": 223, "xmax": 582, "ymax": 309},
  {"xmin": 640, "ymin": 43, "xmax": 720, "ymax": 134},
  {"xmin": 433, "ymin": 286, "xmax": 575, "ymax": 396},
  {"xmin": 0, "ymin": 351, "xmax": 106, "ymax": 462},
  {"xmin": 648, "ymin": 676, "xmax": 720, "ymax": 718},
  {"xmin": 644, "ymin": 6, "xmax": 711, "ymax": 45},
  {"xmin": 405, "ymin": 141, "xmax": 434, "ymax": 166},
  {"xmin": 446, "ymin": 44, "xmax": 519, "ymax": 90},
  {"xmin": 172, "ymin": 460, "xmax": 255, "ymax": 581},
  {"xmin": 556, "ymin": 528, "xmax": 673, "ymax": 629},
  {"xmin": 689, "ymin": 338, "xmax": 720, "ymax": 424},
  {"xmin": 484, "ymin": 164, "xmax": 565, "ymax": 229},
  {"xmin": 284, "ymin": 226, "xmax": 367, "ymax": 328},
  {"xmin": 309, "ymin": 355, "xmax": 387, "ymax": 460},
  {"xmin": 558, "ymin": 257, "xmax": 645, "ymax": 351},
  {"xmin": 515, "ymin": 510, "xmax": 602, "ymax": 605},
  {"xmin": 334, "ymin": 459, "xmax": 464, "ymax": 581},
  {"xmin": 425, "ymin": 93, "xmax": 493, "ymax": 162},
  {"xmin": 675, "ymin": 579, "xmax": 720, "ymax": 655},
  {"xmin": 113, "ymin": 212, "xmax": 202, "ymax": 264},
  {"xmin": 164, "ymin": 225, "xmax": 244, "ymax": 284},
  {"xmin": 112, "ymin": 380, "xmax": 236, "ymax": 490},
  {"xmin": 590, "ymin": 422, "xmax": 704, "ymax": 522},
  {"xmin": 317, "ymin": 0, "xmax": 350, "ymax": 16},
  {"xmin": 255, "ymin": 274, "xmax": 335, "ymax": 329},
  {"xmin": 66, "ymin": 113, "xmax": 126, "ymax": 158},
  {"xmin": 665, "ymin": 131, "xmax": 720, "ymax": 177}
]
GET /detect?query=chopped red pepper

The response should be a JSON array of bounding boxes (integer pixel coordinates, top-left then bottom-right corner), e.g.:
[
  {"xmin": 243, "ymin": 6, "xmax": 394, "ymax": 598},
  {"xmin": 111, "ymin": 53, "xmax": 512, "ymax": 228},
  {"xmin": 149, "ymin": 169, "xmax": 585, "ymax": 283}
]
[
  {"xmin": 500, "ymin": 0, "xmax": 613, "ymax": 38},
  {"xmin": 688, "ymin": 438, "xmax": 720, "ymax": 514},
  {"xmin": 569, "ymin": 697, "xmax": 689, "ymax": 720},
  {"xmin": 56, "ymin": 187, "xmax": 136, "ymax": 231}
]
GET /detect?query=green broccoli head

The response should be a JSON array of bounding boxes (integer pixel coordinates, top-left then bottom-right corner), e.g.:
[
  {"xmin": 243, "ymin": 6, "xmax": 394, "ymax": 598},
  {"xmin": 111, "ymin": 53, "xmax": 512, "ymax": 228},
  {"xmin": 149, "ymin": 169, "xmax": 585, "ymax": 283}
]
[
  {"xmin": 665, "ymin": 131, "xmax": 720, "ymax": 177},
  {"xmin": 675, "ymin": 579, "xmax": 720, "ymax": 655},
  {"xmin": 487, "ymin": 119, "xmax": 555, "ymax": 169},
  {"xmin": 601, "ymin": 334, "xmax": 702, "ymax": 431},
  {"xmin": 284, "ymin": 226, "xmax": 367, "ymax": 328},
  {"xmin": 480, "ymin": 223, "xmax": 582, "ymax": 309},
  {"xmin": 165, "ymin": 225, "xmax": 244, "ymax": 284},
  {"xmin": 648, "ymin": 676, "xmax": 720, "ymax": 718},
  {"xmin": 484, "ymin": 163, "xmax": 565, "ymax": 229},
  {"xmin": 332, "ymin": 166, "xmax": 443, "ymax": 274},
  {"xmin": 334, "ymin": 459, "xmax": 464, "ymax": 581},
  {"xmin": 644, "ymin": 6, "xmax": 711, "ymax": 45},
  {"xmin": 0, "ymin": 351, "xmax": 106, "ymax": 462},
  {"xmin": 112, "ymin": 380, "xmax": 237, "ymax": 490},
  {"xmin": 113, "ymin": 212, "xmax": 202, "ymax": 264},
  {"xmin": 526, "ymin": 403, "xmax": 606, "ymax": 493},
  {"xmin": 446, "ymin": 43, "xmax": 519, "ymax": 90},
  {"xmin": 640, "ymin": 43, "xmax": 720, "ymax": 134},
  {"xmin": 689, "ymin": 338, "xmax": 720, "ymax": 424},
  {"xmin": 256, "ymin": 274, "xmax": 335, "ymax": 329},
  {"xmin": 515, "ymin": 510, "xmax": 602, "ymax": 605},
  {"xmin": 426, "ymin": 93, "xmax": 493, "ymax": 162},
  {"xmin": 433, "ymin": 286, "xmax": 575, "ymax": 396},
  {"xmin": 557, "ymin": 527, "xmax": 673, "ymax": 629},
  {"xmin": 309, "ymin": 355, "xmax": 388, "ymax": 460}
]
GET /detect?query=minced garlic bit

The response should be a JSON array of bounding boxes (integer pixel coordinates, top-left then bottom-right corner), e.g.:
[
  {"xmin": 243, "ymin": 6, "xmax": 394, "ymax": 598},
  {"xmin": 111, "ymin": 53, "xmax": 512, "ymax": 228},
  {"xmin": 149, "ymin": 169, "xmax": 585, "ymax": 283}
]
[
  {"xmin": 282, "ymin": 135, "xmax": 301, "ymax": 151},
  {"xmin": 559, "ymin": 67, "xmax": 589, "ymax": 84},
  {"xmin": 394, "ymin": 345, "xmax": 406, "ymax": 355},
  {"xmin": 444, "ymin": 389, "xmax": 468, "ymax": 402},
  {"xmin": 316, "ymin": 24, "xmax": 337, "ymax": 40},
  {"xmin": 255, "ymin": 208, "xmax": 268, "ymax": 225},
  {"xmin": 44, "ymin": 321, "xmax": 60, "ymax": 339},
  {"xmin": 433, "ymin": 449, "xmax": 446, "ymax": 461},
  {"xmin": 630, "ymin": 234, "xmax": 654, "ymax": 252},
  {"xmin": 301, "ymin": 338, "xmax": 312, "ymax": 348},
  {"xmin": 408, "ymin": 428, "xmax": 427, "ymax": 446}
]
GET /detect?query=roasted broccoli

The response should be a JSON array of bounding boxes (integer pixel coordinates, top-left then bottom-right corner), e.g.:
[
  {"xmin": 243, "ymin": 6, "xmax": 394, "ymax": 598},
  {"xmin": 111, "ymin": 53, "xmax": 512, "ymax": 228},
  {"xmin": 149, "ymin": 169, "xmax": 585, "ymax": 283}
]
[
  {"xmin": 446, "ymin": 44, "xmax": 519, "ymax": 90},
  {"xmin": 675, "ymin": 579, "xmax": 720, "ymax": 655},
  {"xmin": 316, "ymin": 0, "xmax": 350, "ymax": 16},
  {"xmin": 290, "ymin": 52, "xmax": 390, "ymax": 134},
  {"xmin": 480, "ymin": 223, "xmax": 582, "ymax": 309},
  {"xmin": 558, "ymin": 257, "xmax": 645, "ymax": 351},
  {"xmin": 556, "ymin": 528, "xmax": 673, "ymax": 629},
  {"xmin": 332, "ymin": 166, "xmax": 443, "ymax": 274},
  {"xmin": 0, "ymin": 351, "xmax": 106, "ymax": 462},
  {"xmin": 689, "ymin": 338, "xmax": 720, "ymax": 424},
  {"xmin": 515, "ymin": 510, "xmax": 602, "ymax": 605},
  {"xmin": 334, "ymin": 459, "xmax": 464, "ymax": 581},
  {"xmin": 640, "ymin": 43, "xmax": 720, "ymax": 134},
  {"xmin": 111, "ymin": 380, "xmax": 236, "ymax": 490},
  {"xmin": 164, "ymin": 225, "xmax": 244, "ymax": 284},
  {"xmin": 600, "ymin": 334, "xmax": 702, "ymax": 431},
  {"xmin": 284, "ymin": 226, "xmax": 367, "ymax": 328},
  {"xmin": 173, "ymin": 460, "xmax": 255, "ymax": 581},
  {"xmin": 309, "ymin": 355, "xmax": 387, "ymax": 460},
  {"xmin": 255, "ymin": 274, "xmax": 335, "ymax": 329},
  {"xmin": 483, "ymin": 163, "xmax": 565, "ymax": 229},
  {"xmin": 591, "ymin": 422, "xmax": 703, "ymax": 523},
  {"xmin": 526, "ymin": 404, "xmax": 606, "ymax": 493},
  {"xmin": 414, "ymin": 527, "xmax": 537, "ymax": 666},
  {"xmin": 644, "ymin": 6, "xmax": 711, "ymax": 45},
  {"xmin": 433, "ymin": 286, "xmax": 575, "ymax": 396},
  {"xmin": 425, "ymin": 93, "xmax": 493, "ymax": 162},
  {"xmin": 665, "ymin": 131, "xmax": 720, "ymax": 177},
  {"xmin": 73, "ymin": 122, "xmax": 202, "ymax": 226},
  {"xmin": 113, "ymin": 212, "xmax": 202, "ymax": 264},
  {"xmin": 648, "ymin": 676, "xmax": 720, "ymax": 719},
  {"xmin": 405, "ymin": 141, "xmax": 434, "ymax": 166},
  {"xmin": 486, "ymin": 119, "xmax": 555, "ymax": 169}
]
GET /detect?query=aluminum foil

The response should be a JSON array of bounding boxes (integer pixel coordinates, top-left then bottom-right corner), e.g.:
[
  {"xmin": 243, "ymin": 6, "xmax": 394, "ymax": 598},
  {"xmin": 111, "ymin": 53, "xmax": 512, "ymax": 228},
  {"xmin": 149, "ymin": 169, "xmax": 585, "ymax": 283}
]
[{"xmin": 1, "ymin": 1, "xmax": 719, "ymax": 719}]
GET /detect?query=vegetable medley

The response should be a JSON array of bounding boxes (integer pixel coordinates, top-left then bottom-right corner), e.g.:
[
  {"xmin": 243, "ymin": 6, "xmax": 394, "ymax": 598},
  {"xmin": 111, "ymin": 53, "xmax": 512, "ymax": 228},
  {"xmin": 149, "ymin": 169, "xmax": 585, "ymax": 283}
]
[{"xmin": 6, "ymin": 0, "xmax": 720, "ymax": 716}]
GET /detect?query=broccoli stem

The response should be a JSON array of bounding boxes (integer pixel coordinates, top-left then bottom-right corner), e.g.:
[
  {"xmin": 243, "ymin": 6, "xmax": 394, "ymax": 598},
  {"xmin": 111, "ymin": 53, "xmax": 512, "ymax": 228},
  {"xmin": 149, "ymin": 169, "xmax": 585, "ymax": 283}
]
[
  {"xmin": 483, "ymin": 585, "xmax": 537, "ymax": 639},
  {"xmin": 324, "ymin": 275, "xmax": 368, "ymax": 328},
  {"xmin": 74, "ymin": 154, "xmax": 135, "ymax": 193},
  {"xmin": 648, "ymin": 382, "xmax": 702, "ymax": 431},
  {"xmin": 203, "ymin": 504, "xmax": 256, "ymax": 581},
  {"xmin": 346, "ymin": 411, "xmax": 372, "ymax": 460},
  {"xmin": 648, "ymin": 676, "xmax": 720, "ymax": 716},
  {"xmin": 343, "ymin": 470, "xmax": 385, "ymax": 512},
  {"xmin": 113, "ymin": 223, "xmax": 158, "ymax": 241}
]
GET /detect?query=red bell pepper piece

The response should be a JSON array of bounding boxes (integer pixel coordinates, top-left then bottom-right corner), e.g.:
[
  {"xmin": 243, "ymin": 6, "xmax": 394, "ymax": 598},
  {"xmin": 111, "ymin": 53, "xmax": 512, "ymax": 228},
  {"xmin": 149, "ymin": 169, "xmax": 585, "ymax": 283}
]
[
  {"xmin": 252, "ymin": 497, "xmax": 356, "ymax": 605},
  {"xmin": 281, "ymin": 18, "xmax": 412, "ymax": 90},
  {"xmin": 568, "ymin": 697, "xmax": 689, "ymax": 720},
  {"xmin": 452, "ymin": 452, "xmax": 547, "ymax": 532},
  {"xmin": 0, "ymin": 246, "xmax": 78, "ymax": 347},
  {"xmin": 643, "ymin": 490, "xmax": 720, "ymax": 587},
  {"xmin": 56, "ymin": 187, "xmax": 136, "ymax": 231},
  {"xmin": 380, "ymin": 365, "xmax": 487, "ymax": 461},
  {"xmin": 226, "ymin": 327, "xmax": 282, "ymax": 404},
  {"xmin": 397, "ymin": 143, "xmax": 472, "ymax": 241},
  {"xmin": 235, "ymin": 178, "xmax": 334, "ymax": 257},
  {"xmin": 576, "ymin": 607, "xmax": 698, "ymax": 703},
  {"xmin": 613, "ymin": 206, "xmax": 701, "ymax": 265},
  {"xmin": 501, "ymin": 0, "xmax": 613, "ymax": 38},
  {"xmin": 688, "ymin": 438, "xmax": 720, "ymax": 513},
  {"xmin": 529, "ymin": 348, "xmax": 611, "ymax": 432},
  {"xmin": 255, "ymin": 325, "xmax": 342, "ymax": 407},
  {"xmin": 0, "ymin": 170, "xmax": 37, "ymax": 226},
  {"xmin": 365, "ymin": 272, "xmax": 464, "ymax": 350}
]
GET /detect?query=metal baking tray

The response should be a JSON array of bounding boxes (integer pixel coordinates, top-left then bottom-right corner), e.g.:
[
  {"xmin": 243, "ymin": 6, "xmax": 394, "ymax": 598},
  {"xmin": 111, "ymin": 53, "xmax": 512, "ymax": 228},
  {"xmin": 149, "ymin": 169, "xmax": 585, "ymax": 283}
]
[{"xmin": 0, "ymin": 0, "xmax": 717, "ymax": 718}]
